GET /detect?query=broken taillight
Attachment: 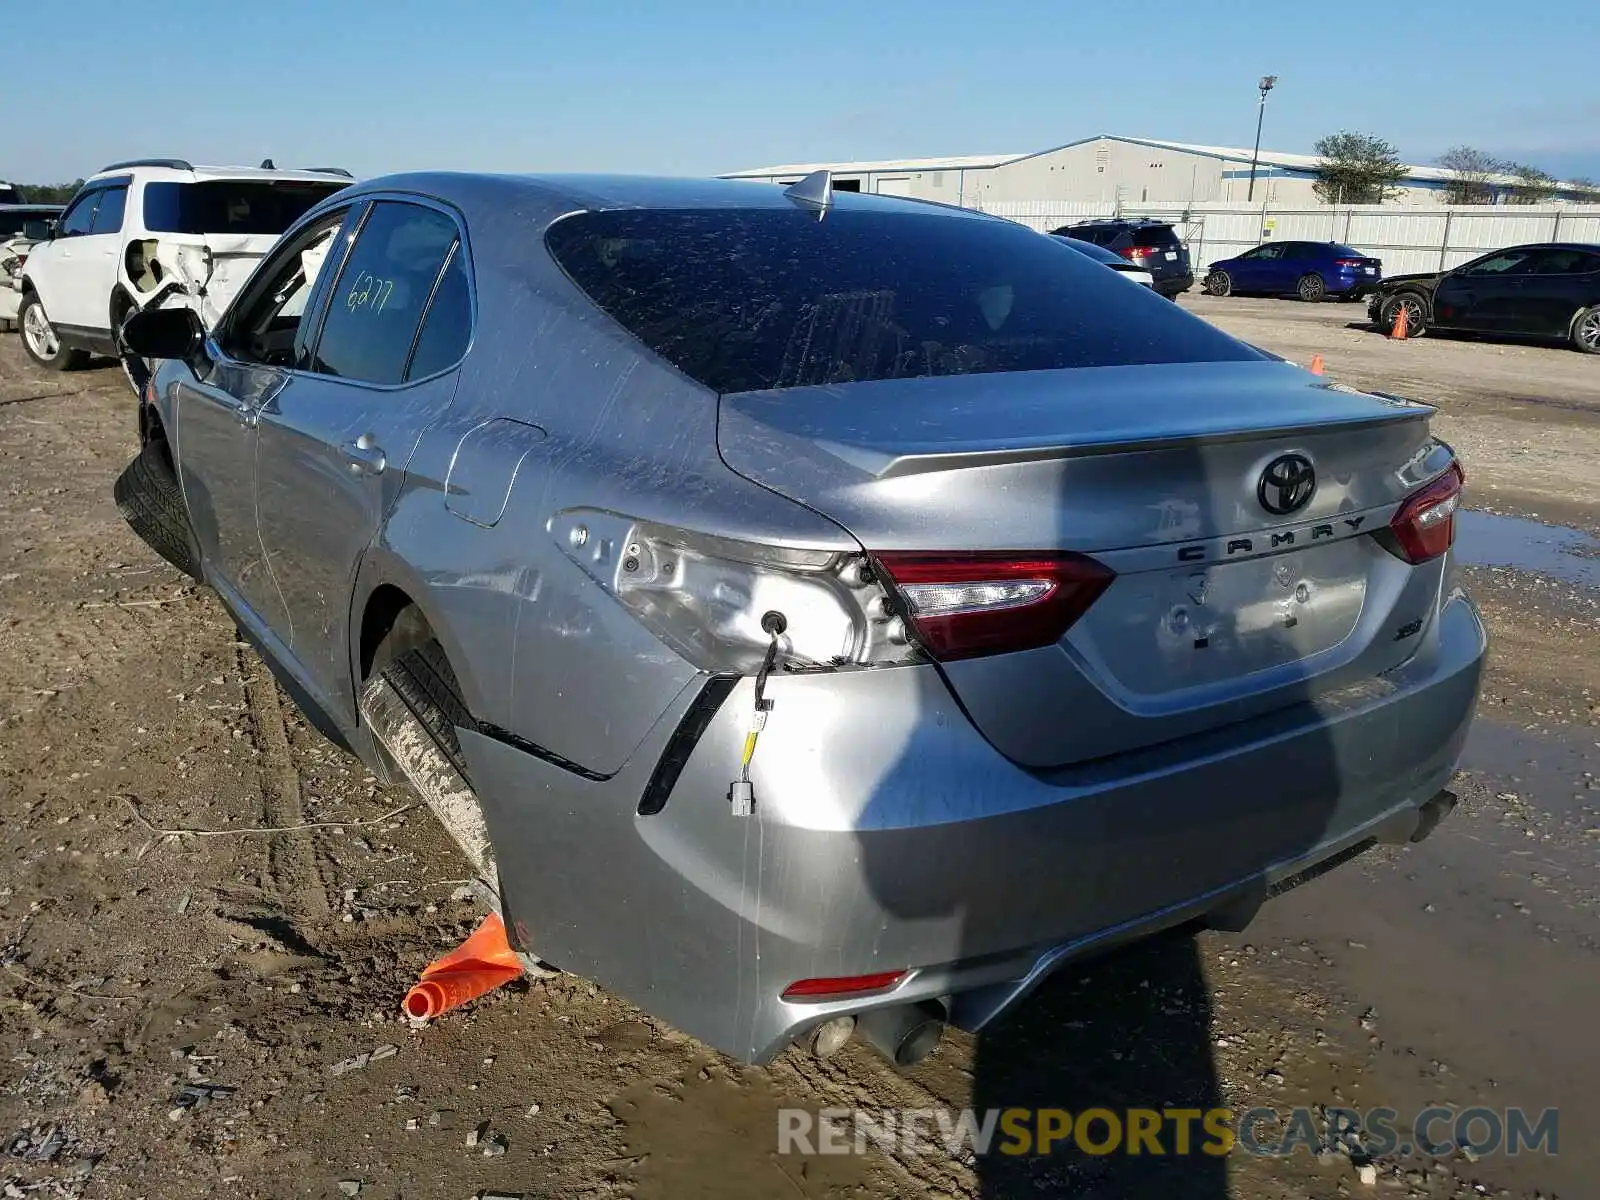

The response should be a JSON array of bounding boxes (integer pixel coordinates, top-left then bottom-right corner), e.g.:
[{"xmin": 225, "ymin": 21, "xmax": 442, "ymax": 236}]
[
  {"xmin": 1385, "ymin": 462, "xmax": 1464, "ymax": 564},
  {"xmin": 872, "ymin": 551, "xmax": 1115, "ymax": 661}
]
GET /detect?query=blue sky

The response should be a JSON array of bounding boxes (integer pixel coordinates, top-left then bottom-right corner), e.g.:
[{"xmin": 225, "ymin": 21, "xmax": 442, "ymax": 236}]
[{"xmin": 8, "ymin": 0, "xmax": 1598, "ymax": 185}]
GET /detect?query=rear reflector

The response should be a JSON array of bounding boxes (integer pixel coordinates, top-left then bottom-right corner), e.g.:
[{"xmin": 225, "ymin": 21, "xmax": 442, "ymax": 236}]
[
  {"xmin": 873, "ymin": 551, "xmax": 1115, "ymax": 661},
  {"xmin": 782, "ymin": 970, "xmax": 908, "ymax": 1001},
  {"xmin": 1386, "ymin": 462, "xmax": 1464, "ymax": 563}
]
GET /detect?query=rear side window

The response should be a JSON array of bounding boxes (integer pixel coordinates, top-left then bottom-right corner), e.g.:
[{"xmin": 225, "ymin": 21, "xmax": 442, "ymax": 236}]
[
  {"xmin": 1060, "ymin": 225, "xmax": 1110, "ymax": 245},
  {"xmin": 405, "ymin": 244, "xmax": 472, "ymax": 380},
  {"xmin": 547, "ymin": 208, "xmax": 1258, "ymax": 393},
  {"xmin": 311, "ymin": 201, "xmax": 460, "ymax": 385},
  {"xmin": 142, "ymin": 180, "xmax": 348, "ymax": 235},
  {"xmin": 90, "ymin": 185, "xmax": 128, "ymax": 235}
]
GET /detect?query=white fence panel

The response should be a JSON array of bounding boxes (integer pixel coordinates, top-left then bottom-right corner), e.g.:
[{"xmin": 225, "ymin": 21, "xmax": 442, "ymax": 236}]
[{"xmin": 977, "ymin": 200, "xmax": 1600, "ymax": 281}]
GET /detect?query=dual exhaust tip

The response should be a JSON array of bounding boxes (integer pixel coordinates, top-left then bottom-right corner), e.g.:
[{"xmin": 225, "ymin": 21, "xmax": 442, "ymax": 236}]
[{"xmin": 814, "ymin": 1001, "xmax": 947, "ymax": 1069}]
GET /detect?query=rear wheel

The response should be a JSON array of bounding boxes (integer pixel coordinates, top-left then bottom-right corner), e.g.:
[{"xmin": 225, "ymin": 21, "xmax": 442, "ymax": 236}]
[
  {"xmin": 19, "ymin": 293, "xmax": 90, "ymax": 370},
  {"xmin": 1297, "ymin": 273, "xmax": 1327, "ymax": 303},
  {"xmin": 1204, "ymin": 270, "xmax": 1232, "ymax": 297},
  {"xmin": 361, "ymin": 635, "xmax": 499, "ymax": 895},
  {"xmin": 1570, "ymin": 305, "xmax": 1600, "ymax": 354},
  {"xmin": 1381, "ymin": 292, "xmax": 1428, "ymax": 338}
]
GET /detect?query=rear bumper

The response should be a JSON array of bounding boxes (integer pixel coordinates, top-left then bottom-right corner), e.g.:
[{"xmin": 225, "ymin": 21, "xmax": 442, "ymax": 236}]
[
  {"xmin": 1154, "ymin": 271, "xmax": 1194, "ymax": 297},
  {"xmin": 1330, "ymin": 270, "xmax": 1380, "ymax": 296},
  {"xmin": 464, "ymin": 588, "xmax": 1485, "ymax": 1062}
]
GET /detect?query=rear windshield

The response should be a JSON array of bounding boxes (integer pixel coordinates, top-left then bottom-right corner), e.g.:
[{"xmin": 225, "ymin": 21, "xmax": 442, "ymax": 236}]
[
  {"xmin": 0, "ymin": 186, "xmax": 22, "ymax": 205},
  {"xmin": 1330, "ymin": 244, "xmax": 1363, "ymax": 258},
  {"xmin": 547, "ymin": 209, "xmax": 1255, "ymax": 393},
  {"xmin": 1127, "ymin": 224, "xmax": 1180, "ymax": 248},
  {"xmin": 142, "ymin": 180, "xmax": 348, "ymax": 236}
]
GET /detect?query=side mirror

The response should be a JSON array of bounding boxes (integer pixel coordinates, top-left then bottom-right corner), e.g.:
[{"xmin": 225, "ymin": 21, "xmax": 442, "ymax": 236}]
[{"xmin": 120, "ymin": 305, "xmax": 205, "ymax": 362}]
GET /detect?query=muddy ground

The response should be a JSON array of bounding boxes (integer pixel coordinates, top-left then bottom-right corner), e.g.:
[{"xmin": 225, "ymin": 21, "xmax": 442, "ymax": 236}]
[{"xmin": 1, "ymin": 301, "xmax": 1596, "ymax": 1200}]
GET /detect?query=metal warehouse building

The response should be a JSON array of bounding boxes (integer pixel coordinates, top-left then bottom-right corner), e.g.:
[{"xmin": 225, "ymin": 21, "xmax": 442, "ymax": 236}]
[{"xmin": 721, "ymin": 134, "xmax": 1525, "ymax": 209}]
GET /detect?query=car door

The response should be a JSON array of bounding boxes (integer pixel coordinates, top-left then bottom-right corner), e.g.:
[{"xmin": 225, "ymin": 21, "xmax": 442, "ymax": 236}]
[
  {"xmin": 1501, "ymin": 248, "xmax": 1600, "ymax": 336},
  {"xmin": 172, "ymin": 205, "xmax": 359, "ymax": 647},
  {"xmin": 1432, "ymin": 248, "xmax": 1533, "ymax": 331},
  {"xmin": 50, "ymin": 178, "xmax": 128, "ymax": 332},
  {"xmin": 1263, "ymin": 241, "xmax": 1305, "ymax": 293},
  {"xmin": 1231, "ymin": 244, "xmax": 1280, "ymax": 292},
  {"xmin": 251, "ymin": 198, "xmax": 472, "ymax": 727},
  {"xmin": 29, "ymin": 187, "xmax": 101, "ymax": 325}
]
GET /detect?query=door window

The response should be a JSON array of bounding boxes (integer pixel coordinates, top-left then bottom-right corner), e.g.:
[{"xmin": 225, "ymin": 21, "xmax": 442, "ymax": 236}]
[
  {"xmin": 1514, "ymin": 248, "xmax": 1600, "ymax": 275},
  {"xmin": 221, "ymin": 210, "xmax": 353, "ymax": 368},
  {"xmin": 57, "ymin": 191, "xmax": 100, "ymax": 237},
  {"xmin": 1246, "ymin": 244, "xmax": 1285, "ymax": 260},
  {"xmin": 310, "ymin": 202, "xmax": 461, "ymax": 385},
  {"xmin": 89, "ymin": 185, "xmax": 128, "ymax": 235},
  {"xmin": 1460, "ymin": 250, "xmax": 1533, "ymax": 276}
]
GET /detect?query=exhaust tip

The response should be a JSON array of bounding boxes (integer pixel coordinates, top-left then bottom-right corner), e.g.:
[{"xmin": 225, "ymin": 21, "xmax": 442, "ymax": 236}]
[
  {"xmin": 1410, "ymin": 789, "xmax": 1457, "ymax": 843},
  {"xmin": 856, "ymin": 1001, "xmax": 945, "ymax": 1070}
]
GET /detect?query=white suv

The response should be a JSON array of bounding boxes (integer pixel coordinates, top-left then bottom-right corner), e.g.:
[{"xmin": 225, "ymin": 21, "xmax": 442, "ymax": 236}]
[{"xmin": 17, "ymin": 159, "xmax": 352, "ymax": 370}]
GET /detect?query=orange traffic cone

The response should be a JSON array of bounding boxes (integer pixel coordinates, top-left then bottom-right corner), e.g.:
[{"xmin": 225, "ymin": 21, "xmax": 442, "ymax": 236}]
[
  {"xmin": 1309, "ymin": 354, "xmax": 1325, "ymax": 375},
  {"xmin": 1389, "ymin": 304, "xmax": 1408, "ymax": 340},
  {"xmin": 402, "ymin": 912, "xmax": 523, "ymax": 1021}
]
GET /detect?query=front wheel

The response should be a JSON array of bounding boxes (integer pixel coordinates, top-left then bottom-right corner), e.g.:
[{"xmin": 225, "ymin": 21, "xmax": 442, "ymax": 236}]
[
  {"xmin": 1204, "ymin": 270, "xmax": 1232, "ymax": 297},
  {"xmin": 1381, "ymin": 293, "xmax": 1428, "ymax": 338},
  {"xmin": 1297, "ymin": 273, "xmax": 1327, "ymax": 303},
  {"xmin": 1570, "ymin": 305, "xmax": 1600, "ymax": 354},
  {"xmin": 18, "ymin": 293, "xmax": 90, "ymax": 371}
]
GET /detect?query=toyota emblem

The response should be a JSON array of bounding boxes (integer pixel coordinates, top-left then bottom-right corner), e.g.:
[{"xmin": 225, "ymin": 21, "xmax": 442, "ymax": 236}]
[{"xmin": 1258, "ymin": 454, "xmax": 1316, "ymax": 516}]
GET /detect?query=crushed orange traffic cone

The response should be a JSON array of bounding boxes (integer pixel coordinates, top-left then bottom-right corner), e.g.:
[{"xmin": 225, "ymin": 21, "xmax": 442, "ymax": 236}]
[
  {"xmin": 1309, "ymin": 354, "xmax": 1325, "ymax": 375},
  {"xmin": 1389, "ymin": 304, "xmax": 1408, "ymax": 340},
  {"xmin": 403, "ymin": 912, "xmax": 523, "ymax": 1021}
]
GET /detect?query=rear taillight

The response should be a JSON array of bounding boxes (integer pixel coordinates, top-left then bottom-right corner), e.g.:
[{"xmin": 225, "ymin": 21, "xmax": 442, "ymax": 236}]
[
  {"xmin": 556, "ymin": 518, "xmax": 918, "ymax": 674},
  {"xmin": 1117, "ymin": 246, "xmax": 1140, "ymax": 260},
  {"xmin": 1333, "ymin": 258, "xmax": 1362, "ymax": 267},
  {"xmin": 1386, "ymin": 462, "xmax": 1464, "ymax": 564},
  {"xmin": 873, "ymin": 551, "xmax": 1115, "ymax": 661}
]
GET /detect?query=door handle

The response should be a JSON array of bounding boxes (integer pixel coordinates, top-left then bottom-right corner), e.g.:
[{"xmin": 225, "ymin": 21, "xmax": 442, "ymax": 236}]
[{"xmin": 341, "ymin": 433, "xmax": 386, "ymax": 476}]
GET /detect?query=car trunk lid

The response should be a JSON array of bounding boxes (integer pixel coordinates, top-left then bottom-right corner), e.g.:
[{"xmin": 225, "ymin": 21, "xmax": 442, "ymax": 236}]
[{"xmin": 718, "ymin": 359, "xmax": 1446, "ymax": 766}]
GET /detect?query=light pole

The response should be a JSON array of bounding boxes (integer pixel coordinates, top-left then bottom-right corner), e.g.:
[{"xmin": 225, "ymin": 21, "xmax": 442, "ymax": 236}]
[{"xmin": 1247, "ymin": 75, "xmax": 1278, "ymax": 202}]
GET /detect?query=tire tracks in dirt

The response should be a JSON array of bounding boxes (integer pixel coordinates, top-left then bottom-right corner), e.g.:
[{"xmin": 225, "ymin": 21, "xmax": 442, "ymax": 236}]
[{"xmin": 234, "ymin": 642, "xmax": 332, "ymax": 923}]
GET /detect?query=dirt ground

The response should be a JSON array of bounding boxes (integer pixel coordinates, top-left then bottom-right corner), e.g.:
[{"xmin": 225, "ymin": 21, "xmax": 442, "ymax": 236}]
[{"xmin": 1, "ymin": 301, "xmax": 1596, "ymax": 1200}]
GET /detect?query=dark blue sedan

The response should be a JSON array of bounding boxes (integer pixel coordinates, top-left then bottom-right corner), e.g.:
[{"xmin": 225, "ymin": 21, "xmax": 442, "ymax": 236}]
[{"xmin": 1203, "ymin": 240, "xmax": 1383, "ymax": 302}]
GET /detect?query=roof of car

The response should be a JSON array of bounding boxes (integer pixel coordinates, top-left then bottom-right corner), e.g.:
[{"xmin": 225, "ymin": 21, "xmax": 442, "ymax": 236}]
[
  {"xmin": 85, "ymin": 163, "xmax": 355, "ymax": 186},
  {"xmin": 327, "ymin": 171, "xmax": 1006, "ymax": 220}
]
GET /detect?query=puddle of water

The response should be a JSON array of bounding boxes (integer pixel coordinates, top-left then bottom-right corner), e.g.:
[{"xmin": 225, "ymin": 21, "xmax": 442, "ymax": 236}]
[
  {"xmin": 1456, "ymin": 719, "xmax": 1599, "ymax": 818},
  {"xmin": 1455, "ymin": 510, "xmax": 1600, "ymax": 589}
]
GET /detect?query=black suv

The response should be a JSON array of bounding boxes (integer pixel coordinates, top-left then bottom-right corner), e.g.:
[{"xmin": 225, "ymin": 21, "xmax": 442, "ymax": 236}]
[{"xmin": 1050, "ymin": 218, "xmax": 1193, "ymax": 299}]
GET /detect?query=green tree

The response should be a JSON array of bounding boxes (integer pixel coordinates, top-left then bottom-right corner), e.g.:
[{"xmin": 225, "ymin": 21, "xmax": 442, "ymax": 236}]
[
  {"xmin": 15, "ymin": 180, "xmax": 84, "ymax": 204},
  {"xmin": 1312, "ymin": 132, "xmax": 1408, "ymax": 205}
]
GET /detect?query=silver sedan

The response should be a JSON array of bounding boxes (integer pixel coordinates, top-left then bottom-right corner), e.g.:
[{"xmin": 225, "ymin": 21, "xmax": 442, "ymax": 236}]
[{"xmin": 115, "ymin": 171, "xmax": 1485, "ymax": 1067}]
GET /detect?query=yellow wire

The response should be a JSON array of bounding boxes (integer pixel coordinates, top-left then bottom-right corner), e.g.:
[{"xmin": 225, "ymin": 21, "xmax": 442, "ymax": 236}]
[{"xmin": 741, "ymin": 731, "xmax": 759, "ymax": 768}]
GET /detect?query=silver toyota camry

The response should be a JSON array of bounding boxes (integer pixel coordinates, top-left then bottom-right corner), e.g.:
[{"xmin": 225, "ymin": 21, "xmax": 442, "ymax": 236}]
[{"xmin": 115, "ymin": 171, "xmax": 1485, "ymax": 1068}]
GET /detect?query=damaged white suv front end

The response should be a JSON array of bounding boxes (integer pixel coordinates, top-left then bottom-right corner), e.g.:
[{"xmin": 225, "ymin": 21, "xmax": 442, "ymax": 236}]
[{"xmin": 16, "ymin": 159, "xmax": 351, "ymax": 374}]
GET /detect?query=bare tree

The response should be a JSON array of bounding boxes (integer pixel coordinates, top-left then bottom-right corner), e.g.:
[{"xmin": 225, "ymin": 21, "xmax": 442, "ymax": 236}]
[
  {"xmin": 1501, "ymin": 162, "xmax": 1558, "ymax": 204},
  {"xmin": 1563, "ymin": 176, "xmax": 1600, "ymax": 203},
  {"xmin": 1312, "ymin": 132, "xmax": 1408, "ymax": 204},
  {"xmin": 1436, "ymin": 146, "xmax": 1501, "ymax": 204}
]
